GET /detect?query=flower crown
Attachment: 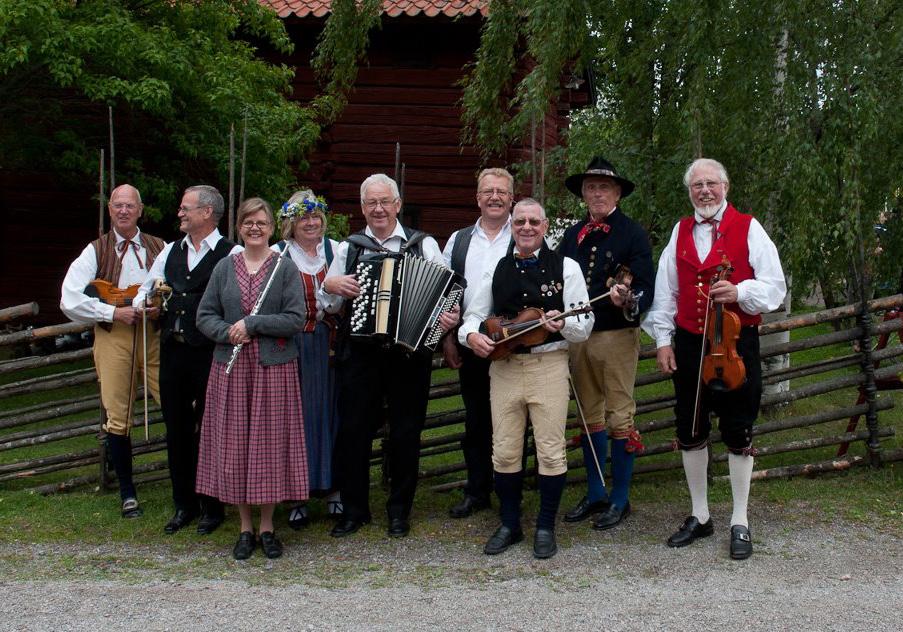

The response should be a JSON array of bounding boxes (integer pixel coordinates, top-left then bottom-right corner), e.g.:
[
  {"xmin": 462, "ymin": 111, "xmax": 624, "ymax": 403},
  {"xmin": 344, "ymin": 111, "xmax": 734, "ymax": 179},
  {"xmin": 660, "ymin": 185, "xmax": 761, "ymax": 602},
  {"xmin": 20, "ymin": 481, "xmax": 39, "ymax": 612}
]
[{"xmin": 279, "ymin": 195, "xmax": 329, "ymax": 220}]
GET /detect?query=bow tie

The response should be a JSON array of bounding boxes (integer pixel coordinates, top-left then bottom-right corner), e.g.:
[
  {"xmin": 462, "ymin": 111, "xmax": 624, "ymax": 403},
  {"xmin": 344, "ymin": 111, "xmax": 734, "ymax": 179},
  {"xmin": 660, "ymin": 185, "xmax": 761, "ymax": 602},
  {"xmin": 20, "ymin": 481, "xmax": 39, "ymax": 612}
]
[
  {"xmin": 514, "ymin": 253, "xmax": 539, "ymax": 268},
  {"xmin": 576, "ymin": 220, "xmax": 610, "ymax": 245}
]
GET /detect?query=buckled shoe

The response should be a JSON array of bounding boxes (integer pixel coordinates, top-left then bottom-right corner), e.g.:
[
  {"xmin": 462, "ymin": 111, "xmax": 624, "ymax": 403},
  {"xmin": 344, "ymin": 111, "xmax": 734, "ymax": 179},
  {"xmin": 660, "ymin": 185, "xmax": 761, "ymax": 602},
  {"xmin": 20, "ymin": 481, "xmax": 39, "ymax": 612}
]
[
  {"xmin": 729, "ymin": 525, "xmax": 753, "ymax": 560},
  {"xmin": 667, "ymin": 516, "xmax": 714, "ymax": 548}
]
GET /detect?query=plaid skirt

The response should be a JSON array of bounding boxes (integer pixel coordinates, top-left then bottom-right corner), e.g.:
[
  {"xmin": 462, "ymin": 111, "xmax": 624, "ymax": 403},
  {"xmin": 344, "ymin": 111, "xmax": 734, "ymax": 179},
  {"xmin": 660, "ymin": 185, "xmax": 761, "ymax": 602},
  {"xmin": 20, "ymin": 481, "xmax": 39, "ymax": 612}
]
[{"xmin": 196, "ymin": 339, "xmax": 309, "ymax": 505}]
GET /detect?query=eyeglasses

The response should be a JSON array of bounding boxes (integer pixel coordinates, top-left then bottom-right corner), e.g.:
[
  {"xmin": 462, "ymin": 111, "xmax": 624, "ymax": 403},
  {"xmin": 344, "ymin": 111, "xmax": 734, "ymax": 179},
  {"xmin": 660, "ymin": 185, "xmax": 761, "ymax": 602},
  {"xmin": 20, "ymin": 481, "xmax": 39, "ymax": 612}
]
[
  {"xmin": 241, "ymin": 220, "xmax": 270, "ymax": 229},
  {"xmin": 111, "ymin": 203, "xmax": 139, "ymax": 211},
  {"xmin": 178, "ymin": 205, "xmax": 207, "ymax": 213},
  {"xmin": 478, "ymin": 188, "xmax": 511, "ymax": 198},
  {"xmin": 363, "ymin": 198, "xmax": 397, "ymax": 210},
  {"xmin": 513, "ymin": 217, "xmax": 544, "ymax": 227},
  {"xmin": 690, "ymin": 180, "xmax": 724, "ymax": 192}
]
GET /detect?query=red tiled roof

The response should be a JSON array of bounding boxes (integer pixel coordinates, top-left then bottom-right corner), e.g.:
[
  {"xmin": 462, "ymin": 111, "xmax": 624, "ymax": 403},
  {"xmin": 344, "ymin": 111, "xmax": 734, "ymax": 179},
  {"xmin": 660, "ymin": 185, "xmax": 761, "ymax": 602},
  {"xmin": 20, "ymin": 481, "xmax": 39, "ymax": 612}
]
[{"xmin": 261, "ymin": 1, "xmax": 489, "ymax": 19}]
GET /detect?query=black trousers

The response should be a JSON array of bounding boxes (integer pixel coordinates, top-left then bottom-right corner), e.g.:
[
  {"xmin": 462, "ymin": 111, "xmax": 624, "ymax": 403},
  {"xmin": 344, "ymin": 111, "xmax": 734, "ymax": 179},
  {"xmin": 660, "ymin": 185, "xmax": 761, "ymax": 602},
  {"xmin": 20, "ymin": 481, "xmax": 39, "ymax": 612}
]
[
  {"xmin": 334, "ymin": 340, "xmax": 432, "ymax": 522},
  {"xmin": 672, "ymin": 326, "xmax": 762, "ymax": 452},
  {"xmin": 458, "ymin": 346, "xmax": 493, "ymax": 499},
  {"xmin": 160, "ymin": 337, "xmax": 220, "ymax": 515}
]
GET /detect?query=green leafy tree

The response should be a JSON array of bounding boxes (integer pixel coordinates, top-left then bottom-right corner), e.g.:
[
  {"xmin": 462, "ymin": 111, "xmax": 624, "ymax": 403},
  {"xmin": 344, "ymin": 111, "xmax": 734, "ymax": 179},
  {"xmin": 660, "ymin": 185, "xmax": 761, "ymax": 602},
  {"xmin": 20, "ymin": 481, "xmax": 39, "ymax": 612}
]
[{"xmin": 0, "ymin": 0, "xmax": 321, "ymax": 220}]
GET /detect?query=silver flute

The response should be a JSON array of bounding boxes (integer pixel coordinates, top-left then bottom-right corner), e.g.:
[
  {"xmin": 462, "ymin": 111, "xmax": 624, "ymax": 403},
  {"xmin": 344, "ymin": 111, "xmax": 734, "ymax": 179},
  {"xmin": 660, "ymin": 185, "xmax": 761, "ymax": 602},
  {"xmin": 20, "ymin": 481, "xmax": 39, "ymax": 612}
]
[{"xmin": 224, "ymin": 246, "xmax": 290, "ymax": 375}]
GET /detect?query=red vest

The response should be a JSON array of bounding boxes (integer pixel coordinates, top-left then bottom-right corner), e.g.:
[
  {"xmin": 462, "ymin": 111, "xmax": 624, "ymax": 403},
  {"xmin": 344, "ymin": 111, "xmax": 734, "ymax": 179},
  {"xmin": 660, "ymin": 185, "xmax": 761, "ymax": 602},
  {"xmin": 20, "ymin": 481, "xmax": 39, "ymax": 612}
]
[{"xmin": 675, "ymin": 204, "xmax": 761, "ymax": 334}]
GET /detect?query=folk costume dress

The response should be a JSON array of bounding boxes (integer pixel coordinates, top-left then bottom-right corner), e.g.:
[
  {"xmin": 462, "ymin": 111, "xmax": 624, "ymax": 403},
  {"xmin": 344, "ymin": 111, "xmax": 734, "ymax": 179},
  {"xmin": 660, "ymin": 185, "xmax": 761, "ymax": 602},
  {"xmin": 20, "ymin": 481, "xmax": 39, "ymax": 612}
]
[
  {"xmin": 195, "ymin": 252, "xmax": 309, "ymax": 506},
  {"xmin": 275, "ymin": 238, "xmax": 340, "ymax": 492}
]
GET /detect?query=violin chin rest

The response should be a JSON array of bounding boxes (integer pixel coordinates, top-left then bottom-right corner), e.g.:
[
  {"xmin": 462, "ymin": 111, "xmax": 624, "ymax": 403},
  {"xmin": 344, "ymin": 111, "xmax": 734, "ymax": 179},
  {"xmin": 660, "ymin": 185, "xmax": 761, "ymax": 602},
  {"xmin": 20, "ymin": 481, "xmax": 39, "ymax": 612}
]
[{"xmin": 707, "ymin": 379, "xmax": 730, "ymax": 393}]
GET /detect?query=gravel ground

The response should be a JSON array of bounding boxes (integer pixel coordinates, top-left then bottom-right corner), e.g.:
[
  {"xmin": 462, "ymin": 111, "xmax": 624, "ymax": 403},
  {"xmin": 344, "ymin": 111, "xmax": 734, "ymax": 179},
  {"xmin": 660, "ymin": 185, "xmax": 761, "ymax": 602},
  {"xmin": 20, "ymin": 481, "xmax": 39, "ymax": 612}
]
[{"xmin": 1, "ymin": 505, "xmax": 900, "ymax": 632}]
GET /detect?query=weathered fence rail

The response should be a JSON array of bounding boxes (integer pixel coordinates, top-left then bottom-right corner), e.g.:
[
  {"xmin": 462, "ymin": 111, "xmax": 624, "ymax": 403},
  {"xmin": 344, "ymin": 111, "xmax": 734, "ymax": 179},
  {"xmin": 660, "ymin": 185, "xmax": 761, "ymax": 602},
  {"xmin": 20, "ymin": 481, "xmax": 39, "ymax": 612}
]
[{"xmin": 0, "ymin": 294, "xmax": 900, "ymax": 496}]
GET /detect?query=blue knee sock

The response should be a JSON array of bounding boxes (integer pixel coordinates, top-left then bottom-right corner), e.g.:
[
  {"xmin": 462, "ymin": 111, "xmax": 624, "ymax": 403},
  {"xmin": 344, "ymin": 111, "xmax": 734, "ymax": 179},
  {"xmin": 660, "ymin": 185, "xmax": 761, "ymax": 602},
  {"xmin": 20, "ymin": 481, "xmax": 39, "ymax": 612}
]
[
  {"xmin": 582, "ymin": 430, "xmax": 609, "ymax": 503},
  {"xmin": 609, "ymin": 438, "xmax": 635, "ymax": 509},
  {"xmin": 536, "ymin": 473, "xmax": 567, "ymax": 530},
  {"xmin": 494, "ymin": 470, "xmax": 524, "ymax": 530}
]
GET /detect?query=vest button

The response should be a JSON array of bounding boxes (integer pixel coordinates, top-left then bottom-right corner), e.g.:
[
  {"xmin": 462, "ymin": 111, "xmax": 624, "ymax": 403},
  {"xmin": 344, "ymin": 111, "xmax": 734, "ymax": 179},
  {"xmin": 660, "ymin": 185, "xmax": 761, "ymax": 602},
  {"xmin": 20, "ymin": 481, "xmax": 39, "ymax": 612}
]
[
  {"xmin": 182, "ymin": 292, "xmax": 187, "ymax": 297},
  {"xmin": 186, "ymin": 275, "xmax": 191, "ymax": 280}
]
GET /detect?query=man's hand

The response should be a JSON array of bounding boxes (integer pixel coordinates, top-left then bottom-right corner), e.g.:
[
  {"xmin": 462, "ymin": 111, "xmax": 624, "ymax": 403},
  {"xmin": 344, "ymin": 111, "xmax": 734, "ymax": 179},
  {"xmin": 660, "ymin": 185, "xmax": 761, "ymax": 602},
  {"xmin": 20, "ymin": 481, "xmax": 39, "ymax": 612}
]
[
  {"xmin": 135, "ymin": 304, "xmax": 160, "ymax": 320},
  {"xmin": 437, "ymin": 305, "xmax": 460, "ymax": 334},
  {"xmin": 228, "ymin": 319, "xmax": 252, "ymax": 345},
  {"xmin": 323, "ymin": 274, "xmax": 360, "ymax": 299},
  {"xmin": 709, "ymin": 280, "xmax": 738, "ymax": 304},
  {"xmin": 540, "ymin": 309, "xmax": 565, "ymax": 333},
  {"xmin": 610, "ymin": 283, "xmax": 629, "ymax": 307},
  {"xmin": 466, "ymin": 332, "xmax": 495, "ymax": 359},
  {"xmin": 442, "ymin": 334, "xmax": 462, "ymax": 369},
  {"xmin": 656, "ymin": 345, "xmax": 677, "ymax": 374},
  {"xmin": 113, "ymin": 306, "xmax": 139, "ymax": 325}
]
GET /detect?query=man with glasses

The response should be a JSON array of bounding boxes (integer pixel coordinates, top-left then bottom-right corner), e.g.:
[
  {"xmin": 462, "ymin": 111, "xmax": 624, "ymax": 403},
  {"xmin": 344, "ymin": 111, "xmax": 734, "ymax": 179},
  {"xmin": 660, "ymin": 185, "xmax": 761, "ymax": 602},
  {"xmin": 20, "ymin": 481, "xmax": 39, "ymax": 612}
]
[
  {"xmin": 320, "ymin": 173, "xmax": 458, "ymax": 539},
  {"xmin": 441, "ymin": 168, "xmax": 514, "ymax": 519},
  {"xmin": 557, "ymin": 157, "xmax": 655, "ymax": 532},
  {"xmin": 61, "ymin": 184, "xmax": 165, "ymax": 520},
  {"xmin": 642, "ymin": 158, "xmax": 786, "ymax": 560},
  {"xmin": 136, "ymin": 184, "xmax": 241, "ymax": 536},
  {"xmin": 460, "ymin": 199, "xmax": 593, "ymax": 559}
]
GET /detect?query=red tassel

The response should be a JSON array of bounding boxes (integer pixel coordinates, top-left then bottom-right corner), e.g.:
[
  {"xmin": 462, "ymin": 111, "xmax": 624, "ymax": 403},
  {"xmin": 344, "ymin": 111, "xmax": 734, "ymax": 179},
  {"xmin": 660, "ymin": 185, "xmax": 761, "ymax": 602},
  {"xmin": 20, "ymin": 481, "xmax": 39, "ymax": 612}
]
[{"xmin": 625, "ymin": 430, "xmax": 645, "ymax": 454}]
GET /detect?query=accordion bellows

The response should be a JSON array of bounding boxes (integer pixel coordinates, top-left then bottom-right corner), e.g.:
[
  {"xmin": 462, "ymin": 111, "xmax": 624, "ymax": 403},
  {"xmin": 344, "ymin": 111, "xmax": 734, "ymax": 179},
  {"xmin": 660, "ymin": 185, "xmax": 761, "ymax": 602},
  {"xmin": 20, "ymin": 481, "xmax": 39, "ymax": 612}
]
[{"xmin": 350, "ymin": 253, "xmax": 464, "ymax": 351}]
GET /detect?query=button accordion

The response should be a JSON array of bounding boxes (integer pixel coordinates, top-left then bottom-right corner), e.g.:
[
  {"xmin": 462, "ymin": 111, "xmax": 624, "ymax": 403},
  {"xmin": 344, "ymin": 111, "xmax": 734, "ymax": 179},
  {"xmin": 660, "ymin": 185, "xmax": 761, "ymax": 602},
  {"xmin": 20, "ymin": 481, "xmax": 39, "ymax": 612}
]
[{"xmin": 349, "ymin": 253, "xmax": 464, "ymax": 351}]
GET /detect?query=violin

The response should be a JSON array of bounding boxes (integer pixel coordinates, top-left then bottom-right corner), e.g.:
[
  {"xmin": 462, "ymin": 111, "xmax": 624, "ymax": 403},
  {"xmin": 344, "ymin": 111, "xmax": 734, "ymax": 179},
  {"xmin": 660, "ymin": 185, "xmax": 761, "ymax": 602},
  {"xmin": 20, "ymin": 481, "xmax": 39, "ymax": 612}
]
[
  {"xmin": 481, "ymin": 265, "xmax": 633, "ymax": 360},
  {"xmin": 700, "ymin": 255, "xmax": 746, "ymax": 392},
  {"xmin": 85, "ymin": 279, "xmax": 140, "ymax": 307}
]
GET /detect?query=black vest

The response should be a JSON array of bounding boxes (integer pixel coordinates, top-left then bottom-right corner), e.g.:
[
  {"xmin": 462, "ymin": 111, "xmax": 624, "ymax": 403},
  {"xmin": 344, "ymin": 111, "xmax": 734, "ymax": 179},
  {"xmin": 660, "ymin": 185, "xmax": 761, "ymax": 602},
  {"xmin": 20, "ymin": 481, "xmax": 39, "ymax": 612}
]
[
  {"xmin": 161, "ymin": 237, "xmax": 235, "ymax": 346},
  {"xmin": 490, "ymin": 243, "xmax": 566, "ymax": 347}
]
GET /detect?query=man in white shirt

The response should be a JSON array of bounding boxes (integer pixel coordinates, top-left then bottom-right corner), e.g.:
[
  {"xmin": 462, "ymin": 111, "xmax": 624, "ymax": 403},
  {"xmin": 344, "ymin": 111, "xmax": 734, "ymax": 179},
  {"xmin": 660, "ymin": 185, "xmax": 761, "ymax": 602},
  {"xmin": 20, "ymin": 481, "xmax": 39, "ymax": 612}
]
[
  {"xmin": 60, "ymin": 184, "xmax": 165, "ymax": 519},
  {"xmin": 441, "ymin": 167, "xmax": 513, "ymax": 519},
  {"xmin": 642, "ymin": 158, "xmax": 786, "ymax": 560},
  {"xmin": 136, "ymin": 185, "xmax": 242, "ymax": 536},
  {"xmin": 320, "ymin": 173, "xmax": 459, "ymax": 539},
  {"xmin": 460, "ymin": 198, "xmax": 593, "ymax": 559}
]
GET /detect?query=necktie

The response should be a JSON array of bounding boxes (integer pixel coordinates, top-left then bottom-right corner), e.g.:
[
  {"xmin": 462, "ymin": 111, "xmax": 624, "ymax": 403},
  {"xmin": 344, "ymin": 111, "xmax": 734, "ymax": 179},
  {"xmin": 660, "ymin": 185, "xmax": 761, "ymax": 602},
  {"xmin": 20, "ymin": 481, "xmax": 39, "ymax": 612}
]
[
  {"xmin": 576, "ymin": 220, "xmax": 610, "ymax": 245},
  {"xmin": 702, "ymin": 219, "xmax": 719, "ymax": 249},
  {"xmin": 118, "ymin": 239, "xmax": 144, "ymax": 269},
  {"xmin": 515, "ymin": 253, "xmax": 539, "ymax": 268}
]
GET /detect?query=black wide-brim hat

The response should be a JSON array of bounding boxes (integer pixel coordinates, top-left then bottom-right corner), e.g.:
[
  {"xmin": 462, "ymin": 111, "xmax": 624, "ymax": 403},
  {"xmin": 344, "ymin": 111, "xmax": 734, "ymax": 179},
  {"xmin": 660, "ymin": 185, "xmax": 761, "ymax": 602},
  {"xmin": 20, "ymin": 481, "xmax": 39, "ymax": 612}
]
[{"xmin": 565, "ymin": 156, "xmax": 635, "ymax": 198}]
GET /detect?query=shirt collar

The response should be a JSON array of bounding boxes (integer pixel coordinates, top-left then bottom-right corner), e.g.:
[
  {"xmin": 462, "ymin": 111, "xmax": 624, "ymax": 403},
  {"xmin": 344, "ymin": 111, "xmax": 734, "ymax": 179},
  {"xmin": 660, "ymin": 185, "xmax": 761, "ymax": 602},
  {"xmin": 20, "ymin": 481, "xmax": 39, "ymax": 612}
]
[
  {"xmin": 474, "ymin": 215, "xmax": 512, "ymax": 239},
  {"xmin": 180, "ymin": 227, "xmax": 222, "ymax": 251},
  {"xmin": 694, "ymin": 200, "xmax": 728, "ymax": 224},
  {"xmin": 113, "ymin": 228, "xmax": 141, "ymax": 245},
  {"xmin": 365, "ymin": 220, "xmax": 405, "ymax": 244}
]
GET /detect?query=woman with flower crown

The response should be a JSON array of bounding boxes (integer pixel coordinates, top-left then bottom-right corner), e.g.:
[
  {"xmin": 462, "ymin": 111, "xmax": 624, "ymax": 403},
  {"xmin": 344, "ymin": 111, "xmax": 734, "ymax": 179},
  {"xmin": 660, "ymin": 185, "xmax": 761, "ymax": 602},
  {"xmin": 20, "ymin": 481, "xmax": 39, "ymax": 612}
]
[{"xmin": 272, "ymin": 189, "xmax": 343, "ymax": 529}]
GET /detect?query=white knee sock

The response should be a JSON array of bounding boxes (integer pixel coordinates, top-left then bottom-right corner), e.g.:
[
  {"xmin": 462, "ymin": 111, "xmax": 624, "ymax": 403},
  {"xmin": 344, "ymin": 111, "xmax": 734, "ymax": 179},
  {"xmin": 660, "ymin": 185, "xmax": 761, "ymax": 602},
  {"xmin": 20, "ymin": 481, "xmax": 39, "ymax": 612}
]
[
  {"xmin": 681, "ymin": 448, "xmax": 710, "ymax": 524},
  {"xmin": 728, "ymin": 453, "xmax": 754, "ymax": 527}
]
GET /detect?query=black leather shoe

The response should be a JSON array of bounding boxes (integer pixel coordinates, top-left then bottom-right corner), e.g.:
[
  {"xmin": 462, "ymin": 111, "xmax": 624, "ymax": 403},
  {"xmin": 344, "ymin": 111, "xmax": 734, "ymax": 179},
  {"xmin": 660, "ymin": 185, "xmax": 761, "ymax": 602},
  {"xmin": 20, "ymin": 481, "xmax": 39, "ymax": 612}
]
[
  {"xmin": 563, "ymin": 496, "xmax": 610, "ymax": 523},
  {"xmin": 730, "ymin": 525, "xmax": 753, "ymax": 560},
  {"xmin": 259, "ymin": 531, "xmax": 283, "ymax": 559},
  {"xmin": 197, "ymin": 513, "xmax": 224, "ymax": 535},
  {"xmin": 330, "ymin": 517, "xmax": 370, "ymax": 538},
  {"xmin": 449, "ymin": 495, "xmax": 491, "ymax": 519},
  {"xmin": 232, "ymin": 531, "xmax": 256, "ymax": 560},
  {"xmin": 120, "ymin": 497, "xmax": 142, "ymax": 519},
  {"xmin": 592, "ymin": 502, "xmax": 631, "ymax": 530},
  {"xmin": 387, "ymin": 518, "xmax": 410, "ymax": 538},
  {"xmin": 163, "ymin": 509, "xmax": 196, "ymax": 535},
  {"xmin": 483, "ymin": 525, "xmax": 524, "ymax": 555},
  {"xmin": 667, "ymin": 516, "xmax": 715, "ymax": 548},
  {"xmin": 287, "ymin": 504, "xmax": 309, "ymax": 530},
  {"xmin": 533, "ymin": 528, "xmax": 558, "ymax": 559}
]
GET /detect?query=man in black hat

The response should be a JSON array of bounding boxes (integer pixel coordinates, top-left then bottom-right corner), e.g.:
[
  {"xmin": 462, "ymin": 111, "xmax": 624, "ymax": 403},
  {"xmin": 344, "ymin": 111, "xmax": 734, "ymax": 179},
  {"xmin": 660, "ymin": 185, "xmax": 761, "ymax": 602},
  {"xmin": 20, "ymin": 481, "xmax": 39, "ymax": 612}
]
[{"xmin": 558, "ymin": 157, "xmax": 654, "ymax": 531}]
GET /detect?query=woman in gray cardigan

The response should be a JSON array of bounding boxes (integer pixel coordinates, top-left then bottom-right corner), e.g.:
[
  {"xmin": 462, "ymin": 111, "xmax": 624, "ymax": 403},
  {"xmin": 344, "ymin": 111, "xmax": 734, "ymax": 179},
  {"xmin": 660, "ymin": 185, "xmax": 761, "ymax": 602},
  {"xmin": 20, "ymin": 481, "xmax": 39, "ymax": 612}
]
[{"xmin": 195, "ymin": 197, "xmax": 308, "ymax": 561}]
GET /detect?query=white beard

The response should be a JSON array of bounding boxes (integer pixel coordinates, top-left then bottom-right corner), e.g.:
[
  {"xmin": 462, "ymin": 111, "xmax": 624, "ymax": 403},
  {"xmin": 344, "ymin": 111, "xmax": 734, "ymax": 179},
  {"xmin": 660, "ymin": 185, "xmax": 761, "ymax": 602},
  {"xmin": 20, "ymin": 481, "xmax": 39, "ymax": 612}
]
[{"xmin": 694, "ymin": 204, "xmax": 720, "ymax": 219}]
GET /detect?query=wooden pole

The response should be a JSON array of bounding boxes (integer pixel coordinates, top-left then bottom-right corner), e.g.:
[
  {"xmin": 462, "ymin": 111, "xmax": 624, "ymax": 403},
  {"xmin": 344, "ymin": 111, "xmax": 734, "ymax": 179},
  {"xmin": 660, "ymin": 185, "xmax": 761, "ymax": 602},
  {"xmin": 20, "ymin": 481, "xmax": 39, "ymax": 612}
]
[
  {"xmin": 98, "ymin": 148, "xmax": 105, "ymax": 237},
  {"xmin": 0, "ymin": 302, "xmax": 39, "ymax": 324},
  {"xmin": 239, "ymin": 113, "xmax": 248, "ymax": 205},
  {"xmin": 108, "ymin": 107, "xmax": 115, "ymax": 191},
  {"xmin": 0, "ymin": 322, "xmax": 91, "ymax": 348},
  {"xmin": 228, "ymin": 123, "xmax": 236, "ymax": 242}
]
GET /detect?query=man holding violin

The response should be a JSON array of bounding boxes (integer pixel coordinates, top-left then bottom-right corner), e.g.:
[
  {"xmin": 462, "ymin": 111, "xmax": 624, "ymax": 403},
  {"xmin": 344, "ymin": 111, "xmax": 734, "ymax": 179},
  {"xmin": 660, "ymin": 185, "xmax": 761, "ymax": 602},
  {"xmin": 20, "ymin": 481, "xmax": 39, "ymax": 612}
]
[
  {"xmin": 61, "ymin": 184, "xmax": 165, "ymax": 519},
  {"xmin": 459, "ymin": 198, "xmax": 593, "ymax": 559},
  {"xmin": 558, "ymin": 157, "xmax": 655, "ymax": 531},
  {"xmin": 642, "ymin": 158, "xmax": 786, "ymax": 560}
]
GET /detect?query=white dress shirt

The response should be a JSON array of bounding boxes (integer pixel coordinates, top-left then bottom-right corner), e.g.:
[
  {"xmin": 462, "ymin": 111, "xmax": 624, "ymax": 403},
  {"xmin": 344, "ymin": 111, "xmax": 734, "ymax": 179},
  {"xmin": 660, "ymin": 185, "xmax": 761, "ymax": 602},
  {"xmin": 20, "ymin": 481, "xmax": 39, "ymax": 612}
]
[
  {"xmin": 641, "ymin": 201, "xmax": 787, "ymax": 348},
  {"xmin": 319, "ymin": 221, "xmax": 445, "ymax": 314},
  {"xmin": 441, "ymin": 216, "xmax": 512, "ymax": 311},
  {"xmin": 61, "ymin": 229, "xmax": 153, "ymax": 323},
  {"xmin": 458, "ymin": 252, "xmax": 594, "ymax": 353},
  {"xmin": 133, "ymin": 228, "xmax": 242, "ymax": 307}
]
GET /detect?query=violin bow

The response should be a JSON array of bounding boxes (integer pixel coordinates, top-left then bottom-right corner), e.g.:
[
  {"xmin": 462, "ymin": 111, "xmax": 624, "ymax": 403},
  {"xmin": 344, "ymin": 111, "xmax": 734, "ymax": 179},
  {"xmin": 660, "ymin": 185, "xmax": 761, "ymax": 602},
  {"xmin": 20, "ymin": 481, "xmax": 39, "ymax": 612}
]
[
  {"xmin": 142, "ymin": 307, "xmax": 149, "ymax": 440},
  {"xmin": 568, "ymin": 373, "xmax": 607, "ymax": 491}
]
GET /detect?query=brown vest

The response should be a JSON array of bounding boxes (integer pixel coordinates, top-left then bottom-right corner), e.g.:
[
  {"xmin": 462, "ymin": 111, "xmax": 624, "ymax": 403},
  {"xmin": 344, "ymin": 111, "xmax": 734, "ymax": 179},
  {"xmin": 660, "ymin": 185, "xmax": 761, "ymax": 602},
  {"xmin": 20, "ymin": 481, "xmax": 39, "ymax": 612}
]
[{"xmin": 92, "ymin": 230, "xmax": 165, "ymax": 286}]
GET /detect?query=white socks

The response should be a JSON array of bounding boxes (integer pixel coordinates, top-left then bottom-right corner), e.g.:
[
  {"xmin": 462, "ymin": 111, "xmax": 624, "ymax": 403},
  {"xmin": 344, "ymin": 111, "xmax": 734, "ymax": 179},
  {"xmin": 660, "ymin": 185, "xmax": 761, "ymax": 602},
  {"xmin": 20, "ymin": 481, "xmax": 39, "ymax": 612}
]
[
  {"xmin": 728, "ymin": 453, "xmax": 754, "ymax": 528},
  {"xmin": 681, "ymin": 448, "xmax": 710, "ymax": 524}
]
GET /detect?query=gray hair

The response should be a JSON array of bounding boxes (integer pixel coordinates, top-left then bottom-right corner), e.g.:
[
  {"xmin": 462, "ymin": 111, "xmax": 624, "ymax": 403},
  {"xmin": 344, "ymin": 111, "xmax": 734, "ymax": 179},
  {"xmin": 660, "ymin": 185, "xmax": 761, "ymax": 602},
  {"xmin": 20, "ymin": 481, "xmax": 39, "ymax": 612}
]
[
  {"xmin": 185, "ymin": 185, "xmax": 225, "ymax": 222},
  {"xmin": 477, "ymin": 167, "xmax": 514, "ymax": 192},
  {"xmin": 683, "ymin": 158, "xmax": 730, "ymax": 188},
  {"xmin": 513, "ymin": 197, "xmax": 546, "ymax": 218},
  {"xmin": 360, "ymin": 174, "xmax": 400, "ymax": 202}
]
